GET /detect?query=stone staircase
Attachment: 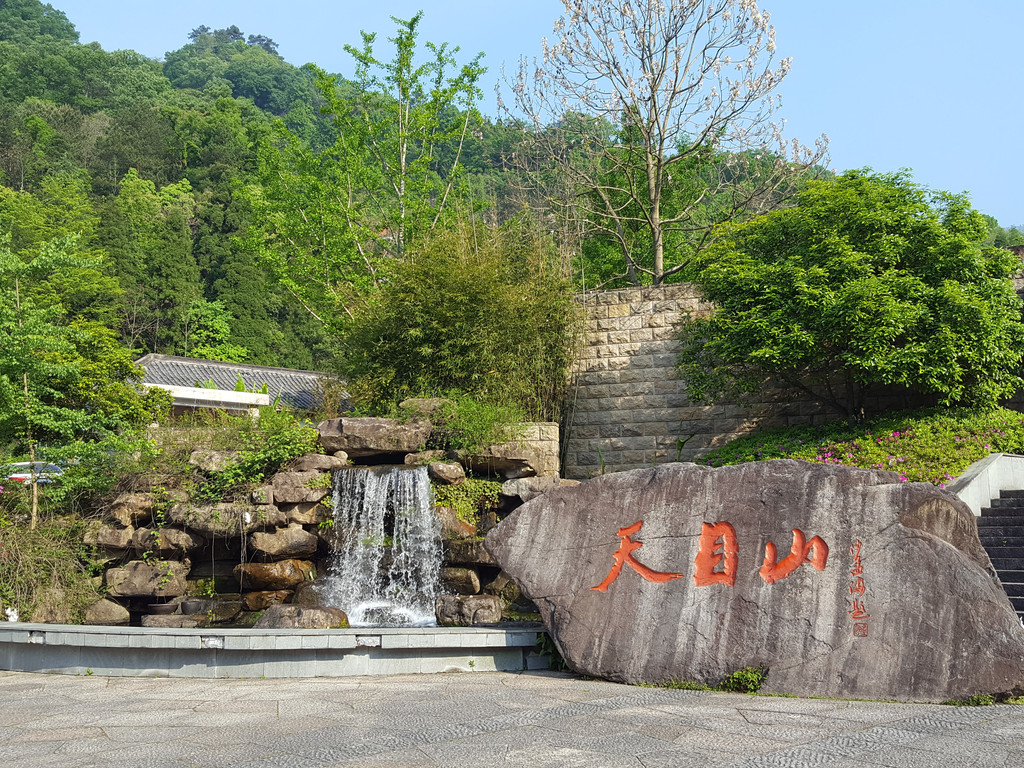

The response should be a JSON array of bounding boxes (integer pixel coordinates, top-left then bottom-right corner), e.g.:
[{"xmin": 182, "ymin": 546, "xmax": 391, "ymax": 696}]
[{"xmin": 977, "ymin": 490, "xmax": 1024, "ymax": 622}]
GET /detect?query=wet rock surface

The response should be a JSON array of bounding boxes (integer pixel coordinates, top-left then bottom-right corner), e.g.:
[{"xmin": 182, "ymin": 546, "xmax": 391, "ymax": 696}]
[{"xmin": 486, "ymin": 460, "xmax": 1024, "ymax": 702}]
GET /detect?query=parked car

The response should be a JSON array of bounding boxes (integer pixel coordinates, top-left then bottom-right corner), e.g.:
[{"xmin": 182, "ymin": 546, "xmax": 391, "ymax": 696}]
[{"xmin": 2, "ymin": 462, "xmax": 64, "ymax": 484}]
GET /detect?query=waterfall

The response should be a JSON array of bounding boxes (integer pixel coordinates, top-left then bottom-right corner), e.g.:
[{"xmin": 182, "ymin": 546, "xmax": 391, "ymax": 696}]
[{"xmin": 317, "ymin": 465, "xmax": 442, "ymax": 627}]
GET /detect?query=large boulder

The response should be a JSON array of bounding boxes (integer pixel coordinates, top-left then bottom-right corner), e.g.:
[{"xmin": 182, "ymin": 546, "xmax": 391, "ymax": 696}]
[
  {"xmin": 290, "ymin": 453, "xmax": 348, "ymax": 472},
  {"xmin": 485, "ymin": 460, "xmax": 1024, "ymax": 702},
  {"xmin": 107, "ymin": 492, "xmax": 155, "ymax": 527},
  {"xmin": 271, "ymin": 471, "xmax": 331, "ymax": 504},
  {"xmin": 435, "ymin": 594, "xmax": 502, "ymax": 626},
  {"xmin": 435, "ymin": 506, "xmax": 477, "ymax": 540},
  {"xmin": 105, "ymin": 560, "xmax": 190, "ymax": 598},
  {"xmin": 83, "ymin": 598, "xmax": 130, "ymax": 626},
  {"xmin": 132, "ymin": 526, "xmax": 204, "ymax": 559},
  {"xmin": 233, "ymin": 559, "xmax": 314, "ymax": 590},
  {"xmin": 83, "ymin": 522, "xmax": 134, "ymax": 552},
  {"xmin": 441, "ymin": 567, "xmax": 481, "ymax": 595},
  {"xmin": 501, "ymin": 477, "xmax": 580, "ymax": 504},
  {"xmin": 168, "ymin": 502, "xmax": 274, "ymax": 538},
  {"xmin": 317, "ymin": 417, "xmax": 431, "ymax": 458},
  {"xmin": 249, "ymin": 523, "xmax": 318, "ymax": 560},
  {"xmin": 253, "ymin": 604, "xmax": 349, "ymax": 629},
  {"xmin": 428, "ymin": 462, "xmax": 466, "ymax": 486}
]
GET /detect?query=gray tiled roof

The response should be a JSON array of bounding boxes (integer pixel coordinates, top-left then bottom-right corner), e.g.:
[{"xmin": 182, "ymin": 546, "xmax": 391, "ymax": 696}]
[{"xmin": 136, "ymin": 354, "xmax": 336, "ymax": 411}]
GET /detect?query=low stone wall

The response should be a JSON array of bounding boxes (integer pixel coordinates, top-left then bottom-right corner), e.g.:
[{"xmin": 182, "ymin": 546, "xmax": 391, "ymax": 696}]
[
  {"xmin": 0, "ymin": 624, "xmax": 545, "ymax": 677},
  {"xmin": 562, "ymin": 284, "xmax": 924, "ymax": 479}
]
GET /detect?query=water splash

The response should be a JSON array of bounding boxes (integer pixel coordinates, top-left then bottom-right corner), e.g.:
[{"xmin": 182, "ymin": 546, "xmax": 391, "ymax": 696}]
[{"xmin": 317, "ymin": 465, "xmax": 442, "ymax": 627}]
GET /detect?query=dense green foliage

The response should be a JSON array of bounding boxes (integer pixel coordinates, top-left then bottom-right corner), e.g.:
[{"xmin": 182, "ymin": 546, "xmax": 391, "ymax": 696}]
[
  {"xmin": 679, "ymin": 171, "xmax": 1024, "ymax": 418},
  {"xmin": 342, "ymin": 222, "xmax": 584, "ymax": 420},
  {"xmin": 431, "ymin": 475, "xmax": 503, "ymax": 527},
  {"xmin": 700, "ymin": 407, "xmax": 1024, "ymax": 487}
]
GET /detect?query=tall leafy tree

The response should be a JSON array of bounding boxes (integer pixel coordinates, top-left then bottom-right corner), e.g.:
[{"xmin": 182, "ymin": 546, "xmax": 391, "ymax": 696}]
[{"xmin": 678, "ymin": 171, "xmax": 1024, "ymax": 419}]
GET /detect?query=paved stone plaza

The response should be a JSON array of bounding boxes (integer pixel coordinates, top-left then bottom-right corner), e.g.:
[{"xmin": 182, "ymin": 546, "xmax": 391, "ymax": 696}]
[{"xmin": 2, "ymin": 670, "xmax": 1023, "ymax": 767}]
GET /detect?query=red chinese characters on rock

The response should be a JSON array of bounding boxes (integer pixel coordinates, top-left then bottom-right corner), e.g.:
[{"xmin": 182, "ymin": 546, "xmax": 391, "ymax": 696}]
[
  {"xmin": 590, "ymin": 521, "xmax": 686, "ymax": 592},
  {"xmin": 591, "ymin": 520, "xmax": 830, "ymax": 592},
  {"xmin": 849, "ymin": 540, "xmax": 869, "ymax": 637},
  {"xmin": 694, "ymin": 522, "xmax": 739, "ymax": 587},
  {"xmin": 759, "ymin": 529, "xmax": 829, "ymax": 585}
]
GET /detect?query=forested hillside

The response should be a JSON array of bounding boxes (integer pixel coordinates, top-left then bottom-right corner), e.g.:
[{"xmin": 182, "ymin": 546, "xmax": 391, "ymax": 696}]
[{"xmin": 0, "ymin": 0, "xmax": 522, "ymax": 371}]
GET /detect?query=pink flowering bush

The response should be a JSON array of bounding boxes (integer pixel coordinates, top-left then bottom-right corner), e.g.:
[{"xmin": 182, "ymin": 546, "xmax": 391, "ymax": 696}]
[{"xmin": 700, "ymin": 408, "xmax": 1024, "ymax": 487}]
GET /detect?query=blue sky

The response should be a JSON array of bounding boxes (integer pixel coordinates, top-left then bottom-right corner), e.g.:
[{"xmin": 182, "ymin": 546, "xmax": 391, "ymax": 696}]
[{"xmin": 53, "ymin": 0, "xmax": 1023, "ymax": 227}]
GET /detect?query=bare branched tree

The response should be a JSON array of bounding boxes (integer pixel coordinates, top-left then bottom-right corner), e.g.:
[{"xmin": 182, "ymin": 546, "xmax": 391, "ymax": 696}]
[{"xmin": 502, "ymin": 0, "xmax": 829, "ymax": 286}]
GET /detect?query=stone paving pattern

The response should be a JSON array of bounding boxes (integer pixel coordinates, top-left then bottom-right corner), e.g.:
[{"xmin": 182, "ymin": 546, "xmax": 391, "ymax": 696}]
[{"xmin": 2, "ymin": 669, "xmax": 1022, "ymax": 767}]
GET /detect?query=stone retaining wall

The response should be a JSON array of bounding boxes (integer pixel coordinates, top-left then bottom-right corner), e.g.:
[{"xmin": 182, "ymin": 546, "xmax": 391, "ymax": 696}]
[{"xmin": 562, "ymin": 284, "xmax": 924, "ymax": 479}]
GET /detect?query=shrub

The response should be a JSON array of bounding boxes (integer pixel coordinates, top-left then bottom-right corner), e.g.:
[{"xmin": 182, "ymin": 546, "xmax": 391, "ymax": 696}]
[
  {"xmin": 194, "ymin": 405, "xmax": 318, "ymax": 501},
  {"xmin": 0, "ymin": 518, "xmax": 103, "ymax": 622},
  {"xmin": 679, "ymin": 171, "xmax": 1024, "ymax": 420},
  {"xmin": 420, "ymin": 394, "xmax": 527, "ymax": 456},
  {"xmin": 431, "ymin": 475, "xmax": 503, "ymax": 526},
  {"xmin": 701, "ymin": 407, "xmax": 1024, "ymax": 486},
  {"xmin": 340, "ymin": 219, "xmax": 584, "ymax": 421}
]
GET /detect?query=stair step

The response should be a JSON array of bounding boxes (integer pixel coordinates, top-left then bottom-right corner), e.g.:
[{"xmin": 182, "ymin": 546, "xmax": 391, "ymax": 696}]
[
  {"xmin": 995, "ymin": 569, "xmax": 1024, "ymax": 582},
  {"xmin": 978, "ymin": 510, "xmax": 1024, "ymax": 521},
  {"xmin": 1001, "ymin": 582, "xmax": 1024, "ymax": 597},
  {"xmin": 977, "ymin": 525, "xmax": 1024, "ymax": 536},
  {"xmin": 1000, "ymin": 490, "xmax": 1024, "ymax": 499},
  {"xmin": 981, "ymin": 539, "xmax": 1024, "ymax": 549},
  {"xmin": 990, "ymin": 559, "xmax": 1024, "ymax": 571},
  {"xmin": 1010, "ymin": 596, "xmax": 1024, "ymax": 610},
  {"xmin": 982, "ymin": 547, "xmax": 1024, "ymax": 558},
  {"xmin": 987, "ymin": 498, "xmax": 1024, "ymax": 509}
]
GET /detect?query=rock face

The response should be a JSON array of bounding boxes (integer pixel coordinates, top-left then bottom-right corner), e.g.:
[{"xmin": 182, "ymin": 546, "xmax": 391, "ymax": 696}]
[
  {"xmin": 253, "ymin": 604, "xmax": 349, "ymax": 629},
  {"xmin": 317, "ymin": 417, "xmax": 431, "ymax": 457},
  {"xmin": 233, "ymin": 559, "xmax": 314, "ymax": 590},
  {"xmin": 435, "ymin": 594, "xmax": 502, "ymax": 626},
  {"xmin": 271, "ymin": 471, "xmax": 330, "ymax": 504},
  {"xmin": 249, "ymin": 523, "xmax": 318, "ymax": 560},
  {"xmin": 84, "ymin": 599, "xmax": 131, "ymax": 626},
  {"xmin": 485, "ymin": 460, "xmax": 1024, "ymax": 702},
  {"xmin": 105, "ymin": 560, "xmax": 190, "ymax": 598}
]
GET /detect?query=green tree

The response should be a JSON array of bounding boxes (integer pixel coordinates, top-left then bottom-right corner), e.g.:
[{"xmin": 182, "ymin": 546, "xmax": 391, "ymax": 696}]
[
  {"xmin": 100, "ymin": 169, "xmax": 200, "ymax": 352},
  {"xmin": 342, "ymin": 220, "xmax": 583, "ymax": 420},
  {"xmin": 678, "ymin": 171, "xmax": 1024, "ymax": 420},
  {"xmin": 0, "ymin": 0, "xmax": 77, "ymax": 45},
  {"xmin": 307, "ymin": 11, "xmax": 485, "ymax": 257}
]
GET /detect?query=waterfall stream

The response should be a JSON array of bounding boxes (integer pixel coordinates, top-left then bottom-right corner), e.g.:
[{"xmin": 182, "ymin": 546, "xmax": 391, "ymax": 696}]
[{"xmin": 317, "ymin": 465, "xmax": 442, "ymax": 627}]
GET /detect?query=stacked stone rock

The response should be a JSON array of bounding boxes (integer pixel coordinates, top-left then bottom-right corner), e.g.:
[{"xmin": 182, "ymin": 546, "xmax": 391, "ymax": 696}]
[{"xmin": 76, "ymin": 414, "xmax": 565, "ymax": 629}]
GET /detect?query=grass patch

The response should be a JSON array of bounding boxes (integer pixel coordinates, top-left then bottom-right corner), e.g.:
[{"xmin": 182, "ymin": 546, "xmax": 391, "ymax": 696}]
[
  {"xmin": 642, "ymin": 665, "xmax": 768, "ymax": 694},
  {"xmin": 431, "ymin": 475, "xmax": 503, "ymax": 526},
  {"xmin": 700, "ymin": 407, "xmax": 1024, "ymax": 487}
]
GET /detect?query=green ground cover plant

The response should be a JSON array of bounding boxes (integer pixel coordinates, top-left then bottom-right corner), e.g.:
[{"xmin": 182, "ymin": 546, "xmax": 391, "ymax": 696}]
[
  {"xmin": 431, "ymin": 475, "xmax": 503, "ymax": 526},
  {"xmin": 701, "ymin": 407, "xmax": 1024, "ymax": 487}
]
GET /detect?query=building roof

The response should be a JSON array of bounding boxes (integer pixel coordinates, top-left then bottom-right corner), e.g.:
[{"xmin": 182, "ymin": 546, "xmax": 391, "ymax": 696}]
[{"xmin": 136, "ymin": 354, "xmax": 334, "ymax": 411}]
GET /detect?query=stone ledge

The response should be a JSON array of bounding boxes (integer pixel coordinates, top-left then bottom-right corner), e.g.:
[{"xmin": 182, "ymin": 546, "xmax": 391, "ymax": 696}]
[{"xmin": 0, "ymin": 623, "xmax": 545, "ymax": 678}]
